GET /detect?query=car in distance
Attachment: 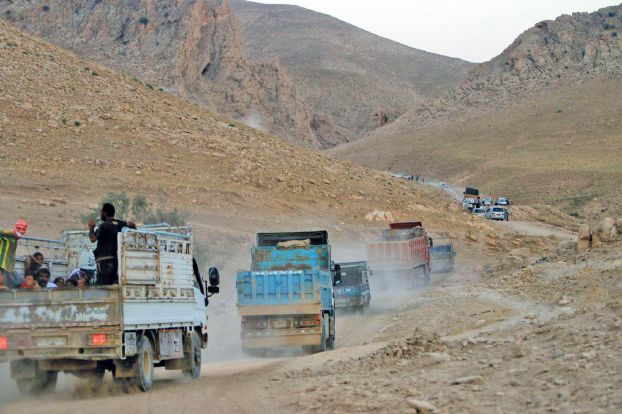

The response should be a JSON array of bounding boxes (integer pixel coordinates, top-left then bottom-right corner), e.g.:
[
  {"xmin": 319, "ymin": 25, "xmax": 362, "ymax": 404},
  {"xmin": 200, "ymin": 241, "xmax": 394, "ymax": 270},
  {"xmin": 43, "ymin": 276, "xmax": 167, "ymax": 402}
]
[
  {"xmin": 472, "ymin": 207, "xmax": 488, "ymax": 218},
  {"xmin": 486, "ymin": 206, "xmax": 509, "ymax": 221},
  {"xmin": 481, "ymin": 197, "xmax": 493, "ymax": 206},
  {"xmin": 391, "ymin": 172, "xmax": 414, "ymax": 180},
  {"xmin": 496, "ymin": 197, "xmax": 511, "ymax": 206}
]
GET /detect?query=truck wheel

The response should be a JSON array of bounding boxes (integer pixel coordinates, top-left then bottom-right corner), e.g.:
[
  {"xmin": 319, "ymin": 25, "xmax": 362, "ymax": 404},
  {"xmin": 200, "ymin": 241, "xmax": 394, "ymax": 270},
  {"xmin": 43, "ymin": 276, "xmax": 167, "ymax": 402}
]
[
  {"xmin": 328, "ymin": 315, "xmax": 335, "ymax": 350},
  {"xmin": 16, "ymin": 371, "xmax": 57, "ymax": 396},
  {"xmin": 183, "ymin": 331, "xmax": 202, "ymax": 379},
  {"xmin": 129, "ymin": 336, "xmax": 155, "ymax": 392}
]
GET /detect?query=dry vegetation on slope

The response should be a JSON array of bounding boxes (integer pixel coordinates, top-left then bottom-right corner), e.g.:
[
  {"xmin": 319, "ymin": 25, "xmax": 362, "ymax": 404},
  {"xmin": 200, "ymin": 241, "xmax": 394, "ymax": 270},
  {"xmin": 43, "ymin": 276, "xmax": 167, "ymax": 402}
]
[
  {"xmin": 333, "ymin": 79, "xmax": 622, "ymax": 219},
  {"xmin": 0, "ymin": 0, "xmax": 341, "ymax": 149},
  {"xmin": 0, "ymin": 19, "xmax": 472, "ymax": 249}
]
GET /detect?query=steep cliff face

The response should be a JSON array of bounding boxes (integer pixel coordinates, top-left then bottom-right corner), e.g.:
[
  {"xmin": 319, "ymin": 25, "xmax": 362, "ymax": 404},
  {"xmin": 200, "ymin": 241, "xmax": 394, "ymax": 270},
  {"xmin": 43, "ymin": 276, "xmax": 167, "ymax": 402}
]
[{"xmin": 0, "ymin": 0, "xmax": 337, "ymax": 148}]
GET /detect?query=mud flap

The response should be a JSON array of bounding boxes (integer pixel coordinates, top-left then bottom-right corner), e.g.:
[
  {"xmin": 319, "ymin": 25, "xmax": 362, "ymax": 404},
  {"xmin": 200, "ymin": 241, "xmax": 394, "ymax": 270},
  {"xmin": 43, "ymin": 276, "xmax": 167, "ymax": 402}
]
[{"xmin": 113, "ymin": 357, "xmax": 138, "ymax": 378}]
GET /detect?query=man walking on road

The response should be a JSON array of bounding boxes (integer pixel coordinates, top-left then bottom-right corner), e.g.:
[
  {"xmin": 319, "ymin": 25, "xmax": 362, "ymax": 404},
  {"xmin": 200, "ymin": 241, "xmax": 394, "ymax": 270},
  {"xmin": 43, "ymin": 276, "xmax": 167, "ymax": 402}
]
[{"xmin": 88, "ymin": 203, "xmax": 135, "ymax": 285}]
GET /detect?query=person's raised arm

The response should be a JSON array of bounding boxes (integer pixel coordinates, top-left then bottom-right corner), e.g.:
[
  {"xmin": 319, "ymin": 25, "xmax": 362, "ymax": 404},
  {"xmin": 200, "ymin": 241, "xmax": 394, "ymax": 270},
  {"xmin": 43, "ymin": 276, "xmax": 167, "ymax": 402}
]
[{"xmin": 88, "ymin": 219, "xmax": 97, "ymax": 243}]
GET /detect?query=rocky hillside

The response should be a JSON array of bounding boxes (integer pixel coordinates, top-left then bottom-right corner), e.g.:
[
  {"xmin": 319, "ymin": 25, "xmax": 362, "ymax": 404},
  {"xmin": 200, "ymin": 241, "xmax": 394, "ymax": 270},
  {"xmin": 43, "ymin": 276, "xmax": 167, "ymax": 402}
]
[
  {"xmin": 0, "ymin": 0, "xmax": 341, "ymax": 148},
  {"xmin": 334, "ymin": 5, "xmax": 622, "ymax": 218},
  {"xmin": 372, "ymin": 4, "xmax": 622, "ymax": 133},
  {"xmin": 230, "ymin": 0, "xmax": 474, "ymax": 141},
  {"xmin": 0, "ymin": 18, "xmax": 474, "ymax": 252}
]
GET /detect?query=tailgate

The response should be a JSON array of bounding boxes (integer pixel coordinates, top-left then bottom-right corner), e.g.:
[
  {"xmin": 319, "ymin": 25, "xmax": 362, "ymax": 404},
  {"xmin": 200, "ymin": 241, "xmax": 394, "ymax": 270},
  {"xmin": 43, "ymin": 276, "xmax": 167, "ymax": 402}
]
[
  {"xmin": 0, "ymin": 288, "xmax": 122, "ymax": 361},
  {"xmin": 236, "ymin": 270, "xmax": 325, "ymax": 316},
  {"xmin": 0, "ymin": 287, "xmax": 121, "ymax": 328}
]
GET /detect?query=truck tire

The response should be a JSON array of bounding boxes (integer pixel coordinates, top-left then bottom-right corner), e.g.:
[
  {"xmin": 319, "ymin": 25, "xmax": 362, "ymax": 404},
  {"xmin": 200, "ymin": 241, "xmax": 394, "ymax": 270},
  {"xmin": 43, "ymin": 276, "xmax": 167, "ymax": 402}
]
[
  {"xmin": 328, "ymin": 314, "xmax": 335, "ymax": 350},
  {"xmin": 313, "ymin": 315, "xmax": 329, "ymax": 353},
  {"xmin": 129, "ymin": 336, "xmax": 154, "ymax": 392},
  {"xmin": 16, "ymin": 371, "xmax": 57, "ymax": 396},
  {"xmin": 183, "ymin": 331, "xmax": 202, "ymax": 379}
]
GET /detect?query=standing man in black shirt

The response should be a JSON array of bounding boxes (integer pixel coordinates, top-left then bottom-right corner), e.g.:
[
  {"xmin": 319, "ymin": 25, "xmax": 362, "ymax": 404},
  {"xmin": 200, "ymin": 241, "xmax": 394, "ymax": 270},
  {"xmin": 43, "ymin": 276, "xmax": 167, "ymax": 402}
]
[{"xmin": 87, "ymin": 202, "xmax": 136, "ymax": 285}]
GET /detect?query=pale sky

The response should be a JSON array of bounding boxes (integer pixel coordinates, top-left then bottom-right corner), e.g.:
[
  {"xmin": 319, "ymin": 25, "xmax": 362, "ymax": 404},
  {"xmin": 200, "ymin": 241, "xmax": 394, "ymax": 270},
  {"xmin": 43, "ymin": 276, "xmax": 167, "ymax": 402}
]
[{"xmin": 249, "ymin": 0, "xmax": 618, "ymax": 62}]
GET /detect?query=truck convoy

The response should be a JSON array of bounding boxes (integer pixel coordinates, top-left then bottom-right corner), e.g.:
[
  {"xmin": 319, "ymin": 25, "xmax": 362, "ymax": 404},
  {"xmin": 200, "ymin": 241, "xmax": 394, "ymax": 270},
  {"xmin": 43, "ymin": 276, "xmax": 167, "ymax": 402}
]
[
  {"xmin": 333, "ymin": 261, "xmax": 371, "ymax": 311},
  {"xmin": 0, "ymin": 226, "xmax": 219, "ymax": 394},
  {"xmin": 236, "ymin": 231, "xmax": 338, "ymax": 355},
  {"xmin": 366, "ymin": 222, "xmax": 431, "ymax": 290}
]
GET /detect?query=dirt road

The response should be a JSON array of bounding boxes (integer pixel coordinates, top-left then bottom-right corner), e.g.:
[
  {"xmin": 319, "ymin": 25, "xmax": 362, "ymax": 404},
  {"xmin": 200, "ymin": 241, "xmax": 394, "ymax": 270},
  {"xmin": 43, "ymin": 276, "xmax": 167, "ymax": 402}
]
[{"xmin": 2, "ymin": 218, "xmax": 616, "ymax": 413}]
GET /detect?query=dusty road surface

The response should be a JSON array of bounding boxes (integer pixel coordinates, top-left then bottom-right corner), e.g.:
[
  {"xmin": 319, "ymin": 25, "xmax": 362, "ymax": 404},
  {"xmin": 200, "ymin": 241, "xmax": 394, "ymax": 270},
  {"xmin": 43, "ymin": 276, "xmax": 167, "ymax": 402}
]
[{"xmin": 2, "ymin": 223, "xmax": 620, "ymax": 413}]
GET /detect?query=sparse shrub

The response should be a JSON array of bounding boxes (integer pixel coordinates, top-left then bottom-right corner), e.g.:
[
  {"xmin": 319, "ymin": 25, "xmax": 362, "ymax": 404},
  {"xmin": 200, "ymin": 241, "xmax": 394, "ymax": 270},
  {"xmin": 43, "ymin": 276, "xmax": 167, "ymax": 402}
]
[
  {"xmin": 158, "ymin": 87, "xmax": 164, "ymax": 92},
  {"xmin": 613, "ymin": 32, "xmax": 618, "ymax": 38},
  {"xmin": 91, "ymin": 71, "xmax": 98, "ymax": 76},
  {"xmin": 82, "ymin": 193, "xmax": 188, "ymax": 226},
  {"xmin": 139, "ymin": 17, "xmax": 149, "ymax": 26},
  {"xmin": 556, "ymin": 109, "xmax": 563, "ymax": 113},
  {"xmin": 74, "ymin": 120, "xmax": 81, "ymax": 127},
  {"xmin": 61, "ymin": 118, "xmax": 67, "ymax": 125},
  {"xmin": 42, "ymin": 5, "xmax": 50, "ymax": 12},
  {"xmin": 84, "ymin": 67, "xmax": 90, "ymax": 71},
  {"xmin": 146, "ymin": 83, "xmax": 154, "ymax": 90},
  {"xmin": 608, "ymin": 11, "xmax": 617, "ymax": 17},
  {"xmin": 228, "ymin": 123, "xmax": 236, "ymax": 128}
]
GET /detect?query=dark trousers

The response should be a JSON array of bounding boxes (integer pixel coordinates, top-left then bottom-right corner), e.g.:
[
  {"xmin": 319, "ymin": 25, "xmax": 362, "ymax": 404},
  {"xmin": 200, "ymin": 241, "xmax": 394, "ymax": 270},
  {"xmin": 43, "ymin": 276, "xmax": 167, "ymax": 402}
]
[{"xmin": 96, "ymin": 259, "xmax": 118, "ymax": 285}]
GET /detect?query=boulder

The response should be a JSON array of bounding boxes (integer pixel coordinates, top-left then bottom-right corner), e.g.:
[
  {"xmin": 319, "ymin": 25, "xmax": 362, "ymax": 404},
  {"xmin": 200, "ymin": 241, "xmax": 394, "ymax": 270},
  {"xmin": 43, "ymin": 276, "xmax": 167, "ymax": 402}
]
[
  {"xmin": 598, "ymin": 217, "xmax": 617, "ymax": 242},
  {"xmin": 364, "ymin": 210, "xmax": 394, "ymax": 222},
  {"xmin": 589, "ymin": 218, "xmax": 616, "ymax": 245},
  {"xmin": 577, "ymin": 223, "xmax": 591, "ymax": 252},
  {"xmin": 406, "ymin": 399, "xmax": 438, "ymax": 414}
]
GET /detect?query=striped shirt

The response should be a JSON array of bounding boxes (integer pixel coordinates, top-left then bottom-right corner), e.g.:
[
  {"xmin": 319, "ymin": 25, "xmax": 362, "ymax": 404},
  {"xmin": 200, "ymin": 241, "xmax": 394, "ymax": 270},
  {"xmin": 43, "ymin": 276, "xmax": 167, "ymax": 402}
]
[{"xmin": 0, "ymin": 230, "xmax": 18, "ymax": 272}]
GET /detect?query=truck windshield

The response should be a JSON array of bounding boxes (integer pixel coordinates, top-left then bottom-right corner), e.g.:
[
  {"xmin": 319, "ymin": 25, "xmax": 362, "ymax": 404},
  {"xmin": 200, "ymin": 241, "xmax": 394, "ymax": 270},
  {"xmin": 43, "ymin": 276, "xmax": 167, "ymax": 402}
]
[
  {"xmin": 339, "ymin": 266, "xmax": 364, "ymax": 286},
  {"xmin": 430, "ymin": 245, "xmax": 452, "ymax": 254}
]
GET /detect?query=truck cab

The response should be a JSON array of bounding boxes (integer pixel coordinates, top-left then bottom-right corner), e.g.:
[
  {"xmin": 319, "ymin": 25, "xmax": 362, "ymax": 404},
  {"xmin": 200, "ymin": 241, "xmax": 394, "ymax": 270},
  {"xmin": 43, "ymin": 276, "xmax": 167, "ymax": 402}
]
[{"xmin": 334, "ymin": 261, "xmax": 371, "ymax": 311}]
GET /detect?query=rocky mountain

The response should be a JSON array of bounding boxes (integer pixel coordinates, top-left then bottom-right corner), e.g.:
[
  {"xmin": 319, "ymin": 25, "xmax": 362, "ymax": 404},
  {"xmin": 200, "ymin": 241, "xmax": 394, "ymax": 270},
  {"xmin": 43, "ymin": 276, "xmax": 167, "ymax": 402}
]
[
  {"xmin": 333, "ymin": 5, "xmax": 622, "ymax": 217},
  {"xmin": 230, "ymin": 0, "xmax": 474, "ymax": 141},
  {"xmin": 0, "ymin": 0, "xmax": 341, "ymax": 148},
  {"xmin": 372, "ymin": 4, "xmax": 622, "ymax": 133}
]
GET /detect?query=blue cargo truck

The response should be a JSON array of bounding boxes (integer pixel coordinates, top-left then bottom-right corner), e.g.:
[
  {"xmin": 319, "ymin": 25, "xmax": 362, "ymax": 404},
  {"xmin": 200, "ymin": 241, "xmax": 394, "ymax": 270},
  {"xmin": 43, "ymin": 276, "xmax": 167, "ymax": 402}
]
[{"xmin": 236, "ymin": 231, "xmax": 338, "ymax": 355}]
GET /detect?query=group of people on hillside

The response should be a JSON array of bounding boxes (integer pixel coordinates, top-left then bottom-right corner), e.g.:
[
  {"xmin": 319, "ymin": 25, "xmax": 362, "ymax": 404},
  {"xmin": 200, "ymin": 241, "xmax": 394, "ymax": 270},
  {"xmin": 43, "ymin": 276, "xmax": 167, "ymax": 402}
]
[{"xmin": 0, "ymin": 202, "xmax": 135, "ymax": 290}]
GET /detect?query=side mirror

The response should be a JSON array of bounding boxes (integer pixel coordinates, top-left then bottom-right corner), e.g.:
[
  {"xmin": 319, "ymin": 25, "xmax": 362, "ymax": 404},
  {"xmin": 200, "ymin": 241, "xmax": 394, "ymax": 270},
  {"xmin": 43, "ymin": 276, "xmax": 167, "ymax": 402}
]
[
  {"xmin": 208, "ymin": 267, "xmax": 220, "ymax": 287},
  {"xmin": 333, "ymin": 264, "xmax": 341, "ymax": 286}
]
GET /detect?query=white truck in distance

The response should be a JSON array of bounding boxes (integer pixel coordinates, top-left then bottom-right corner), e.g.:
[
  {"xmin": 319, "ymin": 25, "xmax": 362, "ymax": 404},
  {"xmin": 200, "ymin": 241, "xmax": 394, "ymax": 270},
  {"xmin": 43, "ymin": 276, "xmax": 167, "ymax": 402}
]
[{"xmin": 0, "ymin": 225, "xmax": 219, "ymax": 393}]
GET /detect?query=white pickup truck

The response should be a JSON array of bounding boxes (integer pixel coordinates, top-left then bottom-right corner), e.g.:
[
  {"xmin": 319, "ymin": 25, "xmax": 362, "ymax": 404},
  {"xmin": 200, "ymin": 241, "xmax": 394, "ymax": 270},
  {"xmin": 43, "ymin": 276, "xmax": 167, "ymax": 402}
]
[{"xmin": 0, "ymin": 225, "xmax": 219, "ymax": 394}]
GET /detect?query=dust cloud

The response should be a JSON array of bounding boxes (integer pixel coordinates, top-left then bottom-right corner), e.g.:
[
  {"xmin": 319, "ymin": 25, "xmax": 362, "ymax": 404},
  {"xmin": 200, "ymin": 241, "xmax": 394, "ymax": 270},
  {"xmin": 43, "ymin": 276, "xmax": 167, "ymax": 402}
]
[{"xmin": 240, "ymin": 108, "xmax": 266, "ymax": 132}]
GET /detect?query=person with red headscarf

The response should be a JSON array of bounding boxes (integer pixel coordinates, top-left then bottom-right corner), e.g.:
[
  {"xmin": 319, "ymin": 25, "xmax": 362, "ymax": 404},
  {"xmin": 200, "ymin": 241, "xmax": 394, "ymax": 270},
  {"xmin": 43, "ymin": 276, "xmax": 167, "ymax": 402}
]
[{"xmin": 1, "ymin": 219, "xmax": 28, "ymax": 288}]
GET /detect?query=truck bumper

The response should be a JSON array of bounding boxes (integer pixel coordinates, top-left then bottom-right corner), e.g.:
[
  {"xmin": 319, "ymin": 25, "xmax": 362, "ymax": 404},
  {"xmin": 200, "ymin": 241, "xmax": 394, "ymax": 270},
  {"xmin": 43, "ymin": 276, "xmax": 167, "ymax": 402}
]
[
  {"xmin": 241, "ymin": 328, "xmax": 322, "ymax": 349},
  {"xmin": 0, "ymin": 327, "xmax": 121, "ymax": 362},
  {"xmin": 335, "ymin": 297, "xmax": 363, "ymax": 309}
]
